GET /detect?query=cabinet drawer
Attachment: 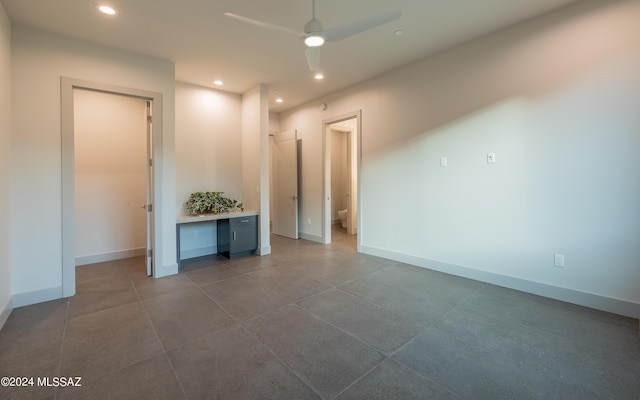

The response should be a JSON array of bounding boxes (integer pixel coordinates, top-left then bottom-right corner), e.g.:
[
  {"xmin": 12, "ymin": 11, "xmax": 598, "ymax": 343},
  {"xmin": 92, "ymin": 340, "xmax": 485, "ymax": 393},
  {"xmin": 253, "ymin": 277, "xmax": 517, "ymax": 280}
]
[{"xmin": 230, "ymin": 215, "xmax": 257, "ymax": 228}]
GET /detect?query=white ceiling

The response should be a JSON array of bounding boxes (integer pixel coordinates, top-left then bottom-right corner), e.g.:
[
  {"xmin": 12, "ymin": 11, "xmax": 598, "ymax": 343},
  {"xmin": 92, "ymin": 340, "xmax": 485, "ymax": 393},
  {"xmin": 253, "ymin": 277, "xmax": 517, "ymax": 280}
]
[{"xmin": 2, "ymin": 0, "xmax": 581, "ymax": 111}]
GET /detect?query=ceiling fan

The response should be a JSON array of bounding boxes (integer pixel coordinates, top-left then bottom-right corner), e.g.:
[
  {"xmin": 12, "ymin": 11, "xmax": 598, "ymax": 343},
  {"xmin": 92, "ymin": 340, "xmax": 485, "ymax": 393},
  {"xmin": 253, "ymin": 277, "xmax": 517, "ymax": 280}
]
[{"xmin": 224, "ymin": 0, "xmax": 402, "ymax": 72}]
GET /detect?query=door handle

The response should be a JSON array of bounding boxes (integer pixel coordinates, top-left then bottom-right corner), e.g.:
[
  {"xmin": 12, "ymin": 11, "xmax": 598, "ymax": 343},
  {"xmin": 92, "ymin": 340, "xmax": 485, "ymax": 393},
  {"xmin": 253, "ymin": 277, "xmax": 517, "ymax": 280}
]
[{"xmin": 233, "ymin": 231, "xmax": 236, "ymax": 240}]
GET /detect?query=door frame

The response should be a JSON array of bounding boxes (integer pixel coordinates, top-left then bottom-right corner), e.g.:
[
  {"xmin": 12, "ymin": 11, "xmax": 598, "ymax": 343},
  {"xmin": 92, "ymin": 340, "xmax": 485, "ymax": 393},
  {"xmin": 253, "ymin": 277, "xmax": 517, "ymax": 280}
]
[
  {"xmin": 60, "ymin": 77, "xmax": 163, "ymax": 297},
  {"xmin": 322, "ymin": 110, "xmax": 362, "ymax": 250}
]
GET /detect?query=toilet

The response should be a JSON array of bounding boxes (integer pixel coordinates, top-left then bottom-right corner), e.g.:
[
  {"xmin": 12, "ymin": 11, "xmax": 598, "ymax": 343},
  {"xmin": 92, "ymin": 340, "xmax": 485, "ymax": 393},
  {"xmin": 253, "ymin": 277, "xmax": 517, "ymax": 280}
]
[{"xmin": 338, "ymin": 209, "xmax": 348, "ymax": 228}]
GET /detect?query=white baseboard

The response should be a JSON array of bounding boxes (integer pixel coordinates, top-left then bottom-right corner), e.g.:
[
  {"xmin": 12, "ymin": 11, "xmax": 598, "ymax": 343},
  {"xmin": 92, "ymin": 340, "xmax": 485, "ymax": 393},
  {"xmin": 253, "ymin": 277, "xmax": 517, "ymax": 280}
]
[
  {"xmin": 299, "ymin": 232, "xmax": 323, "ymax": 243},
  {"xmin": 258, "ymin": 245, "xmax": 272, "ymax": 256},
  {"xmin": 155, "ymin": 262, "xmax": 178, "ymax": 279},
  {"xmin": 361, "ymin": 245, "xmax": 640, "ymax": 320},
  {"xmin": 12, "ymin": 286, "xmax": 62, "ymax": 308},
  {"xmin": 76, "ymin": 247, "xmax": 146, "ymax": 266},
  {"xmin": 0, "ymin": 295, "xmax": 12, "ymax": 330}
]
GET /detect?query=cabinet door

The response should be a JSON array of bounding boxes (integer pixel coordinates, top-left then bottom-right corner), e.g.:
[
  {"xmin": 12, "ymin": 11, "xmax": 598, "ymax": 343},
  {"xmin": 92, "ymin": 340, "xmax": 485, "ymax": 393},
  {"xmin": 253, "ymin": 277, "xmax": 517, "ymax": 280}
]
[
  {"xmin": 232, "ymin": 224, "xmax": 257, "ymax": 253},
  {"xmin": 230, "ymin": 216, "xmax": 257, "ymax": 256}
]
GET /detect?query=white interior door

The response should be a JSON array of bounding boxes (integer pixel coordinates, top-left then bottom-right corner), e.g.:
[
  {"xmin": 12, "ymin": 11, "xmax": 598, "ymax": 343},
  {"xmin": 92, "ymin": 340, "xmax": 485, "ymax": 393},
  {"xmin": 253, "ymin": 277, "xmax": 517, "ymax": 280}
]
[
  {"xmin": 145, "ymin": 100, "xmax": 154, "ymax": 276},
  {"xmin": 273, "ymin": 129, "xmax": 298, "ymax": 239}
]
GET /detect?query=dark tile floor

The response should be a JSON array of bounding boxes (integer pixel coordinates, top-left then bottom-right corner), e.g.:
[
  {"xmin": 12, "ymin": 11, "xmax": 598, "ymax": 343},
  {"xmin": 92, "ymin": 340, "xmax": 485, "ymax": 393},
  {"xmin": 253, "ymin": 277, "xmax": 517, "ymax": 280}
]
[{"xmin": 1, "ymin": 227, "xmax": 638, "ymax": 399}]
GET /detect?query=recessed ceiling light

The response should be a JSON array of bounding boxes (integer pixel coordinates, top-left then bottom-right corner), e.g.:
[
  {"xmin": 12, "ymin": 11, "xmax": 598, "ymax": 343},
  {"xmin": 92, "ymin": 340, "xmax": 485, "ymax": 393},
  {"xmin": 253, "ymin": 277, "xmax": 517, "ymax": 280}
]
[
  {"xmin": 213, "ymin": 80, "xmax": 224, "ymax": 86},
  {"xmin": 314, "ymin": 73, "xmax": 324, "ymax": 80},
  {"xmin": 97, "ymin": 5, "xmax": 116, "ymax": 15},
  {"xmin": 394, "ymin": 29, "xmax": 404, "ymax": 36},
  {"xmin": 275, "ymin": 98, "xmax": 283, "ymax": 103}
]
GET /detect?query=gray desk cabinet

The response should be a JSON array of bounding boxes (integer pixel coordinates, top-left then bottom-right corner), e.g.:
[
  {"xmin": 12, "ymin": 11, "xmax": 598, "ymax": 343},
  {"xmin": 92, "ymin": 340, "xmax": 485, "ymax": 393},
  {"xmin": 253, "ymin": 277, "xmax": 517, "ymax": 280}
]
[{"xmin": 217, "ymin": 215, "xmax": 258, "ymax": 259}]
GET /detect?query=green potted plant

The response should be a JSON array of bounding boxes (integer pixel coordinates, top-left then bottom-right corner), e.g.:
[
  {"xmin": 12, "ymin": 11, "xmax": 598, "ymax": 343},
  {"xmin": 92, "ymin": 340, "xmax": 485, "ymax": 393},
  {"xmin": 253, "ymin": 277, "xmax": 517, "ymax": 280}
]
[{"xmin": 184, "ymin": 191, "xmax": 244, "ymax": 216}]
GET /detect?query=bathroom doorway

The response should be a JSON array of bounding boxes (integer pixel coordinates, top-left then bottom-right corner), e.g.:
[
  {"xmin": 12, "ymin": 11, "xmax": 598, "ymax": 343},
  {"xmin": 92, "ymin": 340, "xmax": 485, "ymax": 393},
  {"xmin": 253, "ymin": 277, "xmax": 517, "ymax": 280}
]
[{"xmin": 322, "ymin": 111, "xmax": 361, "ymax": 251}]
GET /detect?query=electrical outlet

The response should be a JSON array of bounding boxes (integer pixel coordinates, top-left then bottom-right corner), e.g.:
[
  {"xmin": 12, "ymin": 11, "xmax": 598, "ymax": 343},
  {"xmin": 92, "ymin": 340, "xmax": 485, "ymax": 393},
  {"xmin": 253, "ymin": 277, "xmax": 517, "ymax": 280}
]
[
  {"xmin": 554, "ymin": 254, "xmax": 565, "ymax": 268},
  {"xmin": 308, "ymin": 218, "xmax": 311, "ymax": 225},
  {"xmin": 487, "ymin": 153, "xmax": 496, "ymax": 164},
  {"xmin": 440, "ymin": 157, "xmax": 448, "ymax": 167}
]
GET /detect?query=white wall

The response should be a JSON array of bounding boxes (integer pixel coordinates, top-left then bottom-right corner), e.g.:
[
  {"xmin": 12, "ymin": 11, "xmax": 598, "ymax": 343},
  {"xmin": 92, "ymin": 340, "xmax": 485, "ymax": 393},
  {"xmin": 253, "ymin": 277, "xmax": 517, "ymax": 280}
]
[
  {"xmin": 242, "ymin": 85, "xmax": 271, "ymax": 255},
  {"xmin": 0, "ymin": 3, "xmax": 12, "ymax": 328},
  {"xmin": 176, "ymin": 82, "xmax": 243, "ymax": 208},
  {"xmin": 280, "ymin": 0, "xmax": 640, "ymax": 318},
  {"xmin": 175, "ymin": 82, "xmax": 243, "ymax": 259},
  {"xmin": 268, "ymin": 112, "xmax": 281, "ymax": 228},
  {"xmin": 283, "ymin": 110, "xmax": 324, "ymax": 238},
  {"xmin": 74, "ymin": 89, "xmax": 147, "ymax": 264},
  {"xmin": 242, "ymin": 86, "xmax": 263, "ymax": 212},
  {"xmin": 269, "ymin": 112, "xmax": 280, "ymax": 133},
  {"xmin": 11, "ymin": 26, "xmax": 176, "ymax": 306}
]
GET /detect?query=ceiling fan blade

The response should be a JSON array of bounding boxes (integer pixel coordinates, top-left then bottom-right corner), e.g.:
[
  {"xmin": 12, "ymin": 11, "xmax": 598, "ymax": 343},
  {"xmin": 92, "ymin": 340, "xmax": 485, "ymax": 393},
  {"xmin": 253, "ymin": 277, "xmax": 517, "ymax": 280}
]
[
  {"xmin": 224, "ymin": 12, "xmax": 305, "ymax": 38},
  {"xmin": 324, "ymin": 9, "xmax": 402, "ymax": 42},
  {"xmin": 305, "ymin": 47, "xmax": 321, "ymax": 72}
]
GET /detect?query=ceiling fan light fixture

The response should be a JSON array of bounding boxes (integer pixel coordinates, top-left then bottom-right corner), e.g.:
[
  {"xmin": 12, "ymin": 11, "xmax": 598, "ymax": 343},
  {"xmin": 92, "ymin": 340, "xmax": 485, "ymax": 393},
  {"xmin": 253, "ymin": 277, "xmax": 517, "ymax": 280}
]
[
  {"xmin": 304, "ymin": 34, "xmax": 325, "ymax": 47},
  {"xmin": 97, "ymin": 5, "xmax": 116, "ymax": 15}
]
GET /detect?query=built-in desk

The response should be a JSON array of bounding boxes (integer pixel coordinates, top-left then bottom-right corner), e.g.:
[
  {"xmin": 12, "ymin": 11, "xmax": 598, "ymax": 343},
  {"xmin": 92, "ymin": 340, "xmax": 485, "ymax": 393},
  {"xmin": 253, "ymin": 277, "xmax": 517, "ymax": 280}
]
[{"xmin": 176, "ymin": 211, "xmax": 258, "ymax": 267}]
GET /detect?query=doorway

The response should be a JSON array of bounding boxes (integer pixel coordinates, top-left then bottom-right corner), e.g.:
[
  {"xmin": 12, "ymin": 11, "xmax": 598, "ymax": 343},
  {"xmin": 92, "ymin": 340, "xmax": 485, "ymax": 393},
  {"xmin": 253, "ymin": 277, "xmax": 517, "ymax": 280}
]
[
  {"xmin": 61, "ymin": 78, "xmax": 163, "ymax": 297},
  {"xmin": 322, "ymin": 111, "xmax": 361, "ymax": 251},
  {"xmin": 73, "ymin": 89, "xmax": 149, "ymax": 271}
]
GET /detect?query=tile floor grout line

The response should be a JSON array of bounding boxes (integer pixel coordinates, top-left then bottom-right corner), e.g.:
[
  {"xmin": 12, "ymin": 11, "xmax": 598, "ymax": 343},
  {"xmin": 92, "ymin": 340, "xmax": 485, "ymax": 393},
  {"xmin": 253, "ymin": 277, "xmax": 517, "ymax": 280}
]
[
  {"xmin": 378, "ymin": 277, "xmax": 476, "ymax": 399},
  {"xmin": 192, "ymin": 274, "xmax": 333, "ymax": 330},
  {"xmin": 381, "ymin": 282, "xmax": 491, "ymax": 361},
  {"xmin": 125, "ymin": 260, "xmax": 173, "ymax": 357},
  {"xmin": 294, "ymin": 295, "xmax": 420, "ymax": 356},
  {"xmin": 237, "ymin": 321, "xmax": 327, "ymax": 400},
  {"xmin": 161, "ymin": 352, "xmax": 190, "ymax": 400},
  {"xmin": 331, "ymin": 285, "xmax": 431, "ymax": 329},
  {"xmin": 52, "ymin": 298, "xmax": 71, "ymax": 400},
  {"xmin": 235, "ymin": 302, "xmax": 295, "ymax": 326},
  {"xmin": 187, "ymin": 273, "xmax": 239, "ymax": 323},
  {"xmin": 133, "ymin": 276, "xmax": 181, "ymax": 366},
  {"xmin": 386, "ymin": 355, "xmax": 470, "ymax": 400},
  {"xmin": 328, "ymin": 355, "xmax": 389, "ymax": 400},
  {"xmin": 129, "ymin": 269, "xmax": 191, "ymax": 399},
  {"xmin": 286, "ymin": 303, "xmax": 398, "ymax": 398},
  {"xmin": 238, "ymin": 262, "xmax": 336, "ymax": 302},
  {"xmin": 159, "ymin": 321, "xmax": 250, "ymax": 358},
  {"xmin": 451, "ymin": 282, "xmax": 633, "ymax": 351}
]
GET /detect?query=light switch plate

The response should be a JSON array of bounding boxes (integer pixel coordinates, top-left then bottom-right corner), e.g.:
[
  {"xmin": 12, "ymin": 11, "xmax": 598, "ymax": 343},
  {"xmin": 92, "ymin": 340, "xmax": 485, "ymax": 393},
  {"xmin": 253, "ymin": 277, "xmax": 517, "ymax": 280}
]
[{"xmin": 440, "ymin": 157, "xmax": 448, "ymax": 167}]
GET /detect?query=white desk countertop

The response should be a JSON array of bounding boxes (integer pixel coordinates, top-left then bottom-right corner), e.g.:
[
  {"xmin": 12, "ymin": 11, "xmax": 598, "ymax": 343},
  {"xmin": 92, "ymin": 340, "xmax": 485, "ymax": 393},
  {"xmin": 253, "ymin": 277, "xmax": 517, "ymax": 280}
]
[{"xmin": 176, "ymin": 210, "xmax": 258, "ymax": 224}]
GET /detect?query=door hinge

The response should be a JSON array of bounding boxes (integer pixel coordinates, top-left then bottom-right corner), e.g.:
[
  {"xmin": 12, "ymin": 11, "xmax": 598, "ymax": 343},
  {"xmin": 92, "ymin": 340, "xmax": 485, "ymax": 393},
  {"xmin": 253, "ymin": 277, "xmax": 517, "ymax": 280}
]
[
  {"xmin": 147, "ymin": 249, "xmax": 153, "ymax": 258},
  {"xmin": 147, "ymin": 115, "xmax": 152, "ymax": 123},
  {"xmin": 149, "ymin": 159, "xmax": 153, "ymax": 167}
]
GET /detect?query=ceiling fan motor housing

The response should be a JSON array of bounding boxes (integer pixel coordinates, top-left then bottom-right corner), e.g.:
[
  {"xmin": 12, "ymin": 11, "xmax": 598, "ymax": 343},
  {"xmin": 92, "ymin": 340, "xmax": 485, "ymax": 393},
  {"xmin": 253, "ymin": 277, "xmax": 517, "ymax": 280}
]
[
  {"xmin": 304, "ymin": 17, "xmax": 323, "ymax": 34},
  {"xmin": 304, "ymin": 18, "xmax": 325, "ymax": 47}
]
